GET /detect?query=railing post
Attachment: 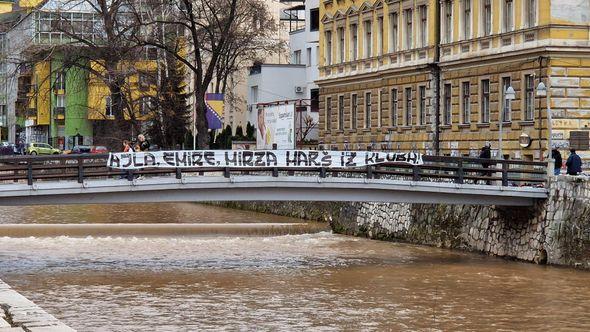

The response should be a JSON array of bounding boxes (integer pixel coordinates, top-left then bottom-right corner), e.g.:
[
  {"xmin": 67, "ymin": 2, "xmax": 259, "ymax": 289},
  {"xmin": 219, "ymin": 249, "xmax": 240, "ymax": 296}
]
[
  {"xmin": 176, "ymin": 168, "xmax": 182, "ymax": 180},
  {"xmin": 27, "ymin": 160, "xmax": 33, "ymax": 186},
  {"xmin": 456, "ymin": 159, "xmax": 464, "ymax": 184},
  {"xmin": 412, "ymin": 165, "xmax": 421, "ymax": 181},
  {"xmin": 224, "ymin": 167, "xmax": 230, "ymax": 178},
  {"xmin": 77, "ymin": 158, "xmax": 84, "ymax": 184},
  {"xmin": 502, "ymin": 162, "xmax": 509, "ymax": 186},
  {"xmin": 272, "ymin": 143, "xmax": 279, "ymax": 178}
]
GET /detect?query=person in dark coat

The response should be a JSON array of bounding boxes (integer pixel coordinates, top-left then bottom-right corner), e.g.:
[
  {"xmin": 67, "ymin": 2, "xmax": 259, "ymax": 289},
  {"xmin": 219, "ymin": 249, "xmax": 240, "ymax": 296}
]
[
  {"xmin": 566, "ymin": 149, "xmax": 582, "ymax": 176},
  {"xmin": 478, "ymin": 143, "xmax": 492, "ymax": 184},
  {"xmin": 552, "ymin": 148, "xmax": 562, "ymax": 175}
]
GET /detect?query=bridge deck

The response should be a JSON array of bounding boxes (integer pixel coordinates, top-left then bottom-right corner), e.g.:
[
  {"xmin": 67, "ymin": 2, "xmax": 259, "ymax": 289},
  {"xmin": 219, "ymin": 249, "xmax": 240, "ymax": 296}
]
[{"xmin": 0, "ymin": 175, "xmax": 547, "ymax": 206}]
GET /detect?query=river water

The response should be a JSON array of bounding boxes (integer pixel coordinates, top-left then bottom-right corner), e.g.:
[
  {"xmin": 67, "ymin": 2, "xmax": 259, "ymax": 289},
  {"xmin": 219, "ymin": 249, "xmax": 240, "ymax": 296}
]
[{"xmin": 0, "ymin": 203, "xmax": 589, "ymax": 331}]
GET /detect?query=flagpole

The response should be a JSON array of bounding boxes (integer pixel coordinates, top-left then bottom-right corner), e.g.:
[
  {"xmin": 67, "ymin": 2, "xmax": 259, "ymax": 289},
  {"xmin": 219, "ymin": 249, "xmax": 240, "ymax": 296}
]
[{"xmin": 193, "ymin": 104, "xmax": 196, "ymax": 149}]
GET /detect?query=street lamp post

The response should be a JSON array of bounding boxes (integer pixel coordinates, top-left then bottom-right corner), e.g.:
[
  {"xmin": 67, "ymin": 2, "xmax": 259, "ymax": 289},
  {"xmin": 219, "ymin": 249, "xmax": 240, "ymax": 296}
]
[
  {"xmin": 536, "ymin": 81, "xmax": 554, "ymax": 174},
  {"xmin": 500, "ymin": 86, "xmax": 516, "ymax": 159}
]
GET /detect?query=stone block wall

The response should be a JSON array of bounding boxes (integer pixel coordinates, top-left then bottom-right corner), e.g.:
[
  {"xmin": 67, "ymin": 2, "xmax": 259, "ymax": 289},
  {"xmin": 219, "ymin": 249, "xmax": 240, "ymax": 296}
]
[{"xmin": 217, "ymin": 176, "xmax": 590, "ymax": 269}]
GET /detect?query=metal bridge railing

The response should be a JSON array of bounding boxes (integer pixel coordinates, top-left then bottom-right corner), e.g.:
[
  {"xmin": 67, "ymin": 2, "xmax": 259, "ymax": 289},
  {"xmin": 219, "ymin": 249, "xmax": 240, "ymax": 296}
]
[{"xmin": 0, "ymin": 153, "xmax": 548, "ymax": 187}]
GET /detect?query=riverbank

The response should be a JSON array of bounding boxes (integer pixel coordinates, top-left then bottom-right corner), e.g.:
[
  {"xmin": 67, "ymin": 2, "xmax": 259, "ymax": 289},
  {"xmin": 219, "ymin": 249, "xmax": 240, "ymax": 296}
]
[
  {"xmin": 215, "ymin": 176, "xmax": 590, "ymax": 269},
  {"xmin": 0, "ymin": 279, "xmax": 74, "ymax": 331}
]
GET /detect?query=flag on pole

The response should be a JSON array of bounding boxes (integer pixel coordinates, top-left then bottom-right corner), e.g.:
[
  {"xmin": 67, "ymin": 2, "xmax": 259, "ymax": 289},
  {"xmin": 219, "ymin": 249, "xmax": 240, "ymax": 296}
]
[{"xmin": 205, "ymin": 93, "xmax": 224, "ymax": 130}]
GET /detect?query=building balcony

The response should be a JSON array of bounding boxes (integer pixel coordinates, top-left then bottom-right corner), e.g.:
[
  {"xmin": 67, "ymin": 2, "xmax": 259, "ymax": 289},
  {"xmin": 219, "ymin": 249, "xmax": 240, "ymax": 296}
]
[
  {"xmin": 53, "ymin": 107, "xmax": 65, "ymax": 120},
  {"xmin": 25, "ymin": 108, "xmax": 37, "ymax": 118}
]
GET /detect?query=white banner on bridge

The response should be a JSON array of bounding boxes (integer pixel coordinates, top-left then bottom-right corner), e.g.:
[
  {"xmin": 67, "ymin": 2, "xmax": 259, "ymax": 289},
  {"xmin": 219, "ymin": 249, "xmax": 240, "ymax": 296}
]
[{"xmin": 107, "ymin": 150, "xmax": 423, "ymax": 170}]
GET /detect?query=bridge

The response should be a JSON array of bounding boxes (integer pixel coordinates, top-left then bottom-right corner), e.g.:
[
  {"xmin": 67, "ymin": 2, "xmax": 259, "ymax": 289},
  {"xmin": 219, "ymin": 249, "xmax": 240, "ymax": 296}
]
[{"xmin": 0, "ymin": 153, "xmax": 548, "ymax": 207}]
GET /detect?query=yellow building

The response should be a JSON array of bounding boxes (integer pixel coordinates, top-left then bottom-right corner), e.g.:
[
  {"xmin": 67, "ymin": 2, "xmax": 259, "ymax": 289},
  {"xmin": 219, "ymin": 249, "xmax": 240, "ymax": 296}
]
[{"xmin": 319, "ymin": 0, "xmax": 590, "ymax": 161}]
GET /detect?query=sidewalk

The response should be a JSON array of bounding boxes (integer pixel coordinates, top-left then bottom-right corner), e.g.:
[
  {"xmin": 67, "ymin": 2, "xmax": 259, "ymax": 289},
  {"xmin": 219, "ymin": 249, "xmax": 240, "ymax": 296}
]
[{"xmin": 0, "ymin": 279, "xmax": 74, "ymax": 331}]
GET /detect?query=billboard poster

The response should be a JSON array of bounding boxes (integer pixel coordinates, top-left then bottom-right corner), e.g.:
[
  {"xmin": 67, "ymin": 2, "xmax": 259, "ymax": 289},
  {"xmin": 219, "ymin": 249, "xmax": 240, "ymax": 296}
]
[{"xmin": 256, "ymin": 104, "xmax": 295, "ymax": 150}]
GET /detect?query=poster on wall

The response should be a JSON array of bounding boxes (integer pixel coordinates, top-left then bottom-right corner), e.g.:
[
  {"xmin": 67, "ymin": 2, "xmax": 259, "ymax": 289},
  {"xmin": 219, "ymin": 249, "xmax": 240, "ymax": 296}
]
[{"xmin": 256, "ymin": 104, "xmax": 295, "ymax": 150}]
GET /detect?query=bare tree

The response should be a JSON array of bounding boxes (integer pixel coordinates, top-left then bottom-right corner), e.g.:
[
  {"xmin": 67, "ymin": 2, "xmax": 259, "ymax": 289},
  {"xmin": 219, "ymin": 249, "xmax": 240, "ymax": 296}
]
[{"xmin": 132, "ymin": 0, "xmax": 281, "ymax": 148}]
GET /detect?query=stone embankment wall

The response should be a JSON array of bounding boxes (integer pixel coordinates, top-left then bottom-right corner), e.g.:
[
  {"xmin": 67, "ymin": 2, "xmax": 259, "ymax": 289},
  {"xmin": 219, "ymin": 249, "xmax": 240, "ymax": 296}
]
[{"xmin": 220, "ymin": 177, "xmax": 590, "ymax": 268}]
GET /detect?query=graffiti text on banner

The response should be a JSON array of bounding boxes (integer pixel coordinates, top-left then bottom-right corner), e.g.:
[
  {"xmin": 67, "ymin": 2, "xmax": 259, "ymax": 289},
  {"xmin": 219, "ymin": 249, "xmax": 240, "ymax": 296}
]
[{"xmin": 107, "ymin": 150, "xmax": 424, "ymax": 170}]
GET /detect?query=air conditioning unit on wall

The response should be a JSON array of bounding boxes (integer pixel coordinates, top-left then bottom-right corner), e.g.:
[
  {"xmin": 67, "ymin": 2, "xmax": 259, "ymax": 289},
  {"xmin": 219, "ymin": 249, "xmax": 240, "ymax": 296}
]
[{"xmin": 294, "ymin": 86, "xmax": 304, "ymax": 94}]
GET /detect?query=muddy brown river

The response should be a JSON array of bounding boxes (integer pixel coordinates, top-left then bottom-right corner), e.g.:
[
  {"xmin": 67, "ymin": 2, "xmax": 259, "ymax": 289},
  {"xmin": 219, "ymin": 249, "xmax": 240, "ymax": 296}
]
[{"xmin": 0, "ymin": 203, "xmax": 589, "ymax": 331}]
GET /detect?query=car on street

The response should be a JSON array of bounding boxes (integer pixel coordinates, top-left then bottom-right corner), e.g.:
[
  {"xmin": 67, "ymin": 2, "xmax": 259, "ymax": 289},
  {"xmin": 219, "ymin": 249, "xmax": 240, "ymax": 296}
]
[
  {"xmin": 0, "ymin": 142, "xmax": 16, "ymax": 156},
  {"xmin": 26, "ymin": 143, "xmax": 61, "ymax": 155},
  {"xmin": 68, "ymin": 145, "xmax": 92, "ymax": 154},
  {"xmin": 91, "ymin": 146, "xmax": 109, "ymax": 154}
]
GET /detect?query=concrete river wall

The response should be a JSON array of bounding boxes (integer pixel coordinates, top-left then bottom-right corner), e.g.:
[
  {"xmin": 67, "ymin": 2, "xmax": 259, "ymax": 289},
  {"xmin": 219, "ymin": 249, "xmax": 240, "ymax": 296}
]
[{"xmin": 220, "ymin": 176, "xmax": 590, "ymax": 268}]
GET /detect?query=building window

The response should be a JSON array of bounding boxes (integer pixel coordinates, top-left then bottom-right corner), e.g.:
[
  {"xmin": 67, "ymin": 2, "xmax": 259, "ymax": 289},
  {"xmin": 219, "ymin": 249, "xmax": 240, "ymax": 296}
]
[
  {"xmin": 390, "ymin": 88, "xmax": 398, "ymax": 126},
  {"xmin": 525, "ymin": 0, "xmax": 536, "ymax": 28},
  {"xmin": 419, "ymin": 5, "xmax": 427, "ymax": 47},
  {"xmin": 503, "ymin": 0, "xmax": 513, "ymax": 32},
  {"xmin": 405, "ymin": 87, "xmax": 412, "ymax": 126},
  {"xmin": 389, "ymin": 12, "xmax": 398, "ymax": 52},
  {"xmin": 444, "ymin": 1, "xmax": 452, "ymax": 43},
  {"xmin": 105, "ymin": 96, "xmax": 113, "ymax": 117},
  {"xmin": 325, "ymin": 97, "xmax": 332, "ymax": 130},
  {"xmin": 337, "ymin": 27, "xmax": 345, "ymax": 63},
  {"xmin": 404, "ymin": 9, "xmax": 413, "ymax": 50},
  {"xmin": 325, "ymin": 31, "xmax": 332, "ymax": 65},
  {"xmin": 377, "ymin": 17, "xmax": 384, "ymax": 56},
  {"xmin": 140, "ymin": 97, "xmax": 152, "ymax": 116},
  {"xmin": 293, "ymin": 50, "xmax": 301, "ymax": 64},
  {"xmin": 501, "ymin": 77, "xmax": 512, "ymax": 122},
  {"xmin": 482, "ymin": 0, "xmax": 492, "ymax": 36},
  {"xmin": 418, "ymin": 86, "xmax": 426, "ymax": 125},
  {"xmin": 461, "ymin": 82, "xmax": 470, "ymax": 124},
  {"xmin": 444, "ymin": 84, "xmax": 452, "ymax": 125},
  {"xmin": 54, "ymin": 71, "xmax": 66, "ymax": 91},
  {"xmin": 306, "ymin": 47, "xmax": 312, "ymax": 67},
  {"xmin": 462, "ymin": 0, "xmax": 471, "ymax": 39},
  {"xmin": 338, "ymin": 95, "xmax": 345, "ymax": 130},
  {"xmin": 310, "ymin": 8, "xmax": 319, "ymax": 31},
  {"xmin": 365, "ymin": 92, "xmax": 372, "ymax": 128},
  {"xmin": 351, "ymin": 94, "xmax": 358, "ymax": 129},
  {"xmin": 250, "ymin": 86, "xmax": 259, "ymax": 104},
  {"xmin": 56, "ymin": 94, "xmax": 65, "ymax": 108},
  {"xmin": 379, "ymin": 89, "xmax": 385, "ymax": 127},
  {"xmin": 481, "ymin": 79, "xmax": 490, "ymax": 123},
  {"xmin": 525, "ymin": 74, "xmax": 535, "ymax": 121},
  {"xmin": 350, "ymin": 24, "xmax": 358, "ymax": 61},
  {"xmin": 364, "ymin": 20, "xmax": 372, "ymax": 58}
]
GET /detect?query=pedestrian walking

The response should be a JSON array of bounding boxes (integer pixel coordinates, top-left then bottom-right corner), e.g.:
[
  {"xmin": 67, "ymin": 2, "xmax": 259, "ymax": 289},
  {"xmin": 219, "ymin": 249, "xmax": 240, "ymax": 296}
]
[
  {"xmin": 478, "ymin": 143, "xmax": 492, "ymax": 185},
  {"xmin": 137, "ymin": 134, "xmax": 150, "ymax": 152},
  {"xmin": 552, "ymin": 148, "xmax": 562, "ymax": 176},
  {"xmin": 566, "ymin": 148, "xmax": 582, "ymax": 176}
]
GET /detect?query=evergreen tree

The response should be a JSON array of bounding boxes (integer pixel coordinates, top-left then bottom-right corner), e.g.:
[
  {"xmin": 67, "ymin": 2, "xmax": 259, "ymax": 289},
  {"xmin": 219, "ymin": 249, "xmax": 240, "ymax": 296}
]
[
  {"xmin": 234, "ymin": 125, "xmax": 244, "ymax": 140},
  {"xmin": 148, "ymin": 53, "xmax": 191, "ymax": 149},
  {"xmin": 246, "ymin": 122, "xmax": 255, "ymax": 141}
]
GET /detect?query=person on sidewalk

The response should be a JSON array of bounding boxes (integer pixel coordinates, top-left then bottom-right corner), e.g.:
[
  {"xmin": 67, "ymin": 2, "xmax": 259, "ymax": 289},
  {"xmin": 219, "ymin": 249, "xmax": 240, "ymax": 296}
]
[
  {"xmin": 566, "ymin": 149, "xmax": 582, "ymax": 176},
  {"xmin": 552, "ymin": 148, "xmax": 562, "ymax": 176}
]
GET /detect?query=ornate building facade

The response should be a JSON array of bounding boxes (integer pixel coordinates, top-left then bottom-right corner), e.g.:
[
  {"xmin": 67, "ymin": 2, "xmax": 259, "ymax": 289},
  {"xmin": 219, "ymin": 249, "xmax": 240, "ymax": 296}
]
[{"xmin": 318, "ymin": 0, "xmax": 590, "ymax": 161}]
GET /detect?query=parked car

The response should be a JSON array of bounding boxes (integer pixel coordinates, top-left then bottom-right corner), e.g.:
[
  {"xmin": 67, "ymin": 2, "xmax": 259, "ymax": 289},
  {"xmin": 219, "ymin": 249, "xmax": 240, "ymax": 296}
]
[
  {"xmin": 91, "ymin": 146, "xmax": 109, "ymax": 154},
  {"xmin": 69, "ymin": 145, "xmax": 92, "ymax": 154},
  {"xmin": 0, "ymin": 142, "xmax": 15, "ymax": 156},
  {"xmin": 26, "ymin": 143, "xmax": 61, "ymax": 155}
]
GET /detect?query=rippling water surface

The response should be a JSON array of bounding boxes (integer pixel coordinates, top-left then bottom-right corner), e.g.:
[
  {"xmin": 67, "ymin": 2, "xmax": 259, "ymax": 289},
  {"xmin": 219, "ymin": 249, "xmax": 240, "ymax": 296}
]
[{"xmin": 0, "ymin": 203, "xmax": 589, "ymax": 331}]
